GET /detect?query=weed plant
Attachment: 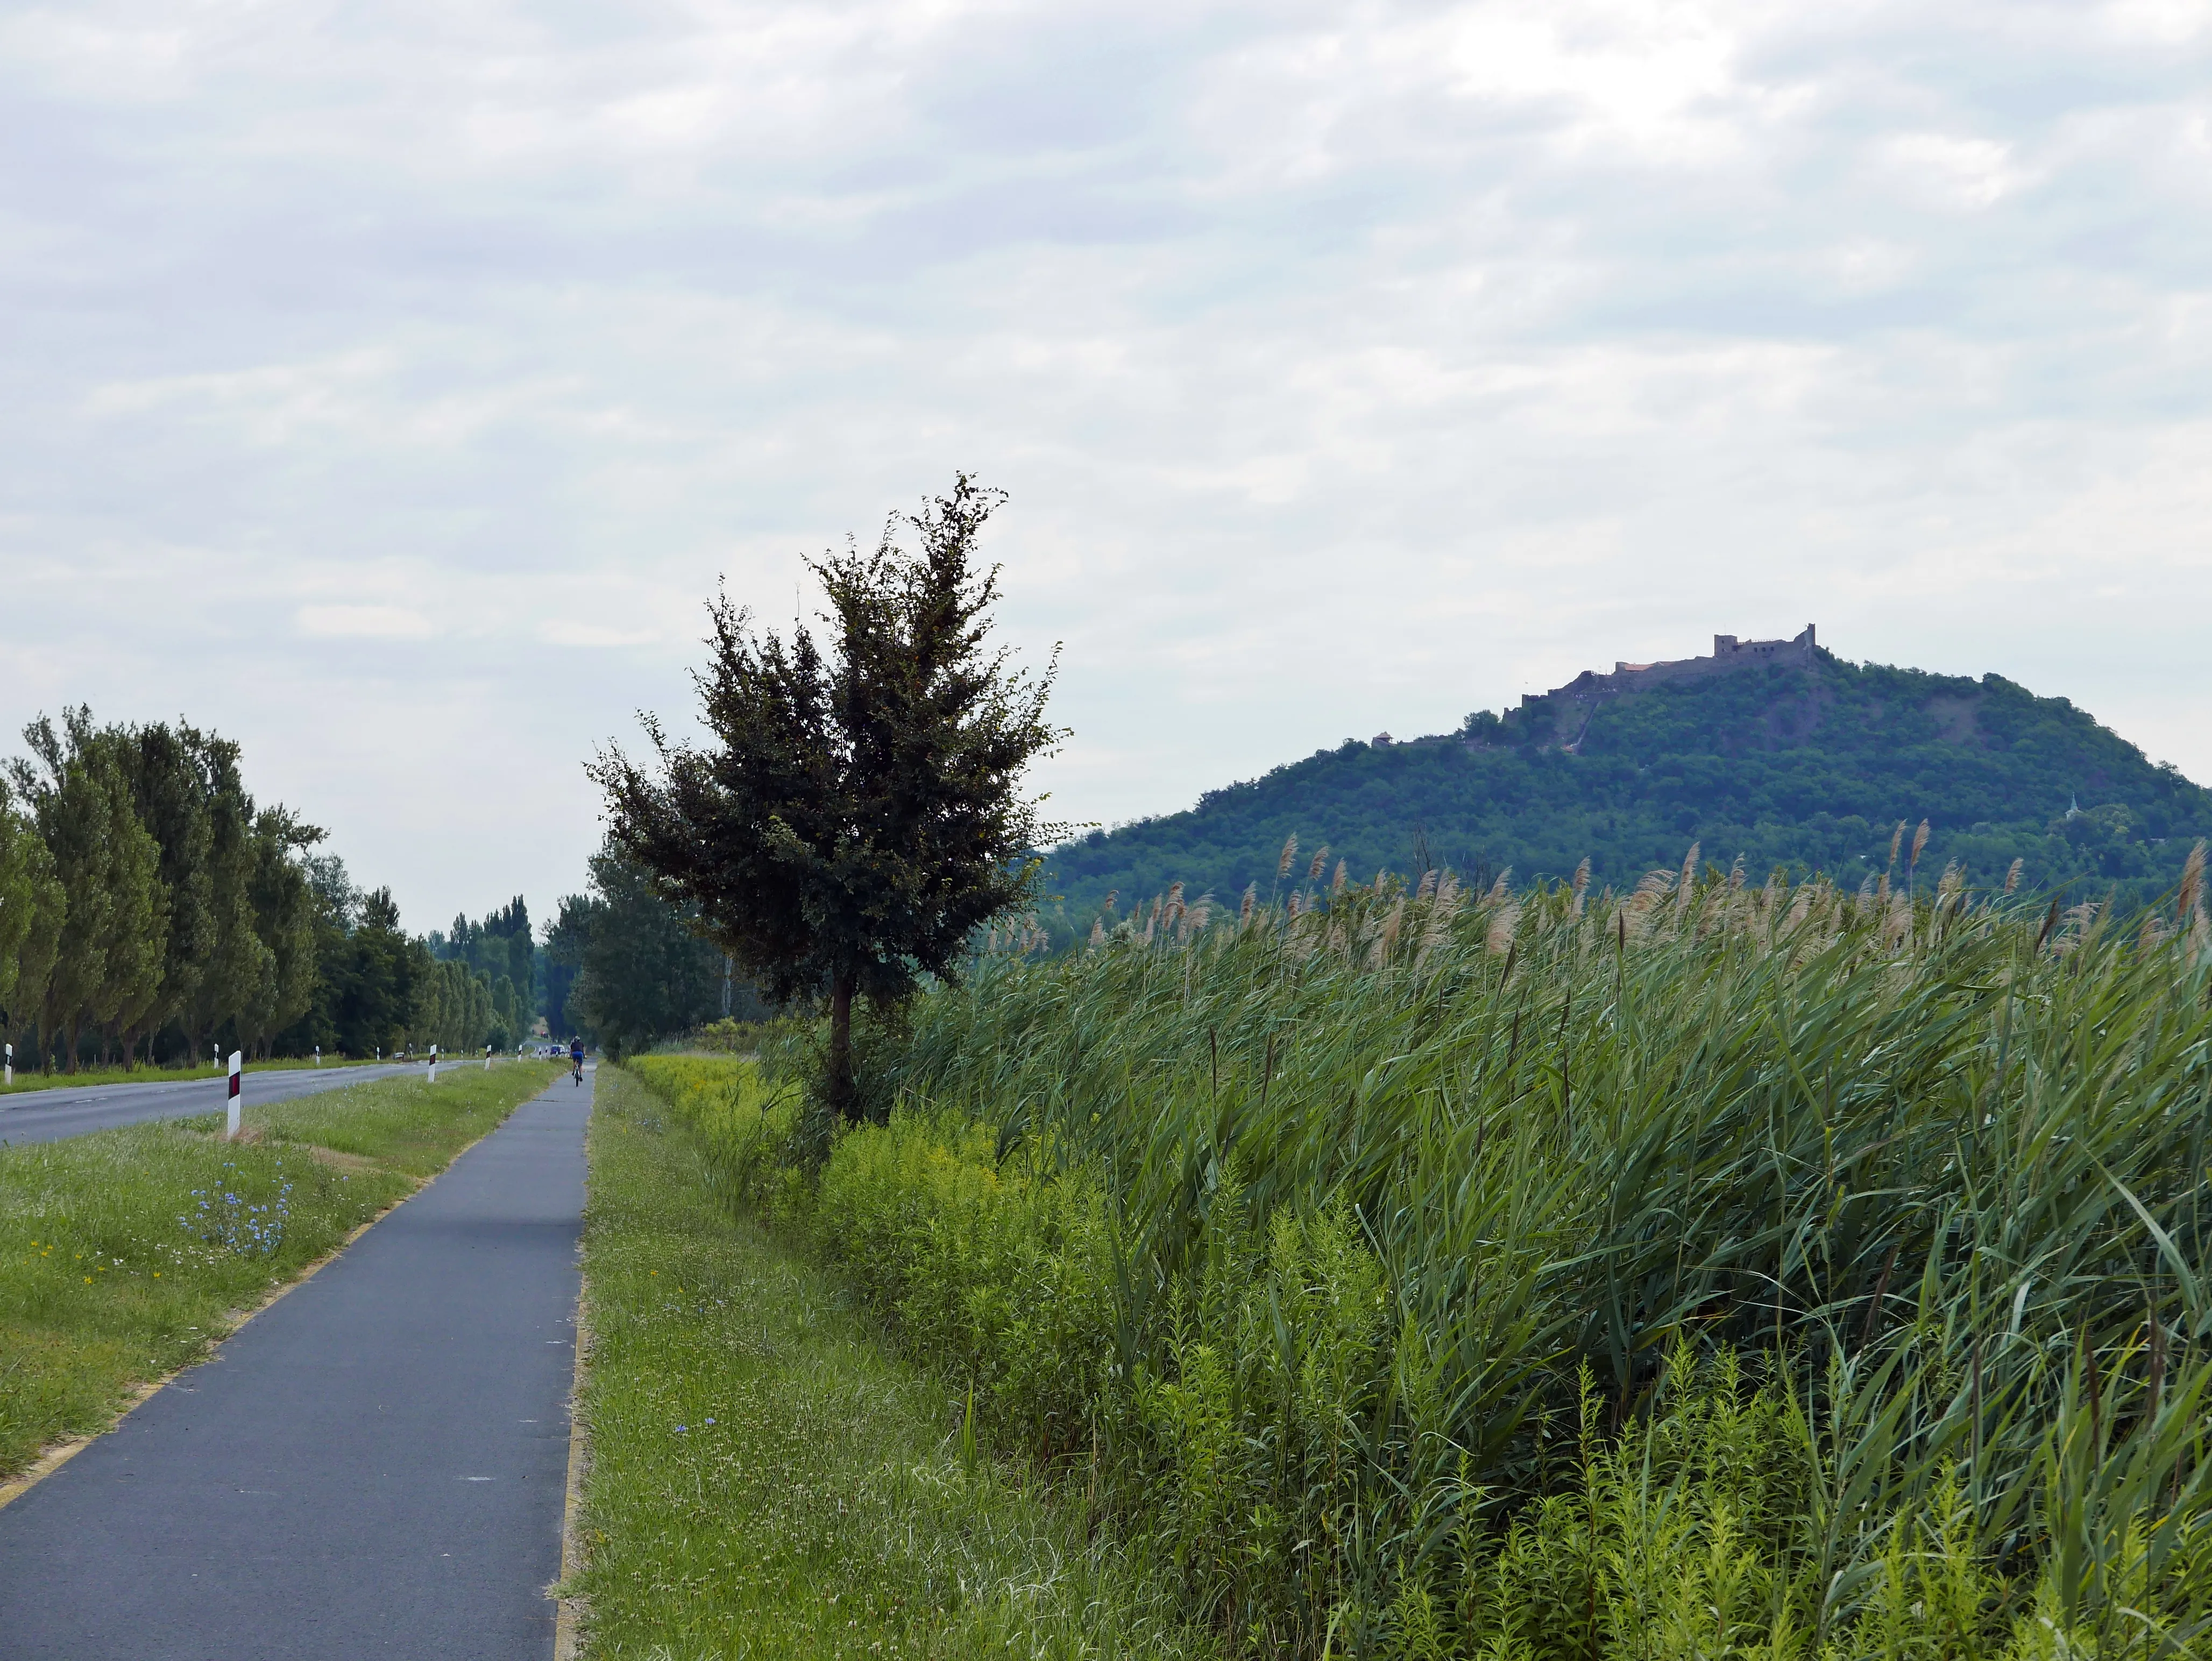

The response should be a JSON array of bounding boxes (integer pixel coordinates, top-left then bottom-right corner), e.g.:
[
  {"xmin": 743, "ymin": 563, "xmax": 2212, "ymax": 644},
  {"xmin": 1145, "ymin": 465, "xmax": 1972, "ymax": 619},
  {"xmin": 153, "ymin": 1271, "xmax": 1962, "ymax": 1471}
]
[
  {"xmin": 573, "ymin": 1063, "xmax": 1217, "ymax": 1659},
  {"xmin": 634, "ymin": 849, "xmax": 2212, "ymax": 1658},
  {"xmin": 0, "ymin": 1061, "xmax": 561, "ymax": 1475}
]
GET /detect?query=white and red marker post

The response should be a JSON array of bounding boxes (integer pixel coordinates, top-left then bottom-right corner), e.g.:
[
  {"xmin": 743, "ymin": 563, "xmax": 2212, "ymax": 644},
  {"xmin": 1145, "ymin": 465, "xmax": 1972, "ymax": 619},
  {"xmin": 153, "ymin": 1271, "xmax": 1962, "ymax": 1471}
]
[
  {"xmin": 428, "ymin": 1044, "xmax": 438, "ymax": 1083},
  {"xmin": 5, "ymin": 1041, "xmax": 12, "ymax": 1088},
  {"xmin": 226, "ymin": 1050, "xmax": 243, "ymax": 1139}
]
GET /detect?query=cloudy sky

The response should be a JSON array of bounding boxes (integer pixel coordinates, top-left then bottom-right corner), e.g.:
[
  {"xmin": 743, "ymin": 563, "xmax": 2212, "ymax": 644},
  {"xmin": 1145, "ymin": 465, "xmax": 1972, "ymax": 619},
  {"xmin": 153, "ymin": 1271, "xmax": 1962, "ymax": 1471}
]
[{"xmin": 3, "ymin": 0, "xmax": 2208, "ymax": 931}]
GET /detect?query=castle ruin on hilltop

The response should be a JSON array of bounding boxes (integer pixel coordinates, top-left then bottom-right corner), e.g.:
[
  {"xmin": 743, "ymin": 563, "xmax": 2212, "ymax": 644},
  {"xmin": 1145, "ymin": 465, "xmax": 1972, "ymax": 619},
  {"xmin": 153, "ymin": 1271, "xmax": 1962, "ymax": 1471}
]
[{"xmin": 1513, "ymin": 625, "xmax": 1819, "ymax": 753}]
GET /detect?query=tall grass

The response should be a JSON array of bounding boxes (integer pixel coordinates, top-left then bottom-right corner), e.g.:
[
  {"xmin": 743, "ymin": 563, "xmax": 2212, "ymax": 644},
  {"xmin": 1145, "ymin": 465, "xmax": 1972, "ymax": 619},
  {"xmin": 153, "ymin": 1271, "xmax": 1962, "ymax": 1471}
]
[{"xmin": 640, "ymin": 857, "xmax": 2212, "ymax": 1658}]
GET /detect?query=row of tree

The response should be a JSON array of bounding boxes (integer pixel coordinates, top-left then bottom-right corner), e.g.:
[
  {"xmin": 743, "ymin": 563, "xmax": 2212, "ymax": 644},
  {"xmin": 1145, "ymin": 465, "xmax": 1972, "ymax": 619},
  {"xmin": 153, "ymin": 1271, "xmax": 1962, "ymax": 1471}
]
[
  {"xmin": 0, "ymin": 708, "xmax": 536, "ymax": 1073},
  {"xmin": 545, "ymin": 842, "xmax": 755, "ymax": 1059}
]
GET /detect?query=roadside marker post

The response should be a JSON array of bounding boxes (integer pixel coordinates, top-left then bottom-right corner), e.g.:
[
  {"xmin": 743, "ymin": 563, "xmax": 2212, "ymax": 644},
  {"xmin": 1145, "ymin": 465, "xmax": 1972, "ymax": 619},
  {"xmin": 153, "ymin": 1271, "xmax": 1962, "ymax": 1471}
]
[
  {"xmin": 484, "ymin": 1044, "xmax": 492, "ymax": 1071},
  {"xmin": 5, "ymin": 1042, "xmax": 12, "ymax": 1087},
  {"xmin": 429, "ymin": 1044, "xmax": 438, "ymax": 1084},
  {"xmin": 226, "ymin": 1050, "xmax": 243, "ymax": 1139},
  {"xmin": 314, "ymin": 1045, "xmax": 321, "ymax": 1068}
]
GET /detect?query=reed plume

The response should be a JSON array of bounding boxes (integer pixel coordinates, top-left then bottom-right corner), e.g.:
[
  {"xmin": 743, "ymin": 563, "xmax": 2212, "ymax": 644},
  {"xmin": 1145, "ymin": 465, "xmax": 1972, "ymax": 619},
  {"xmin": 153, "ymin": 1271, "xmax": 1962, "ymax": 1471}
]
[
  {"xmin": 1239, "ymin": 883, "xmax": 1257, "ymax": 926},
  {"xmin": 1485, "ymin": 898, "xmax": 1521, "ymax": 955},
  {"xmin": 1413, "ymin": 872, "xmax": 1463, "ymax": 978},
  {"xmin": 1308, "ymin": 846, "xmax": 1329, "ymax": 883},
  {"xmin": 1486, "ymin": 868, "xmax": 1513, "ymax": 903},
  {"xmin": 1332, "ymin": 860, "xmax": 1349, "ymax": 897},
  {"xmin": 1277, "ymin": 834, "xmax": 1298, "ymax": 880},
  {"xmin": 1888, "ymin": 820, "xmax": 1905, "ymax": 868},
  {"xmin": 2005, "ymin": 859, "xmax": 2023, "ymax": 895},
  {"xmin": 1569, "ymin": 857, "xmax": 1591, "ymax": 924},
  {"xmin": 1371, "ymin": 897, "xmax": 1406, "ymax": 967},
  {"xmin": 2179, "ymin": 839, "xmax": 2204, "ymax": 921}
]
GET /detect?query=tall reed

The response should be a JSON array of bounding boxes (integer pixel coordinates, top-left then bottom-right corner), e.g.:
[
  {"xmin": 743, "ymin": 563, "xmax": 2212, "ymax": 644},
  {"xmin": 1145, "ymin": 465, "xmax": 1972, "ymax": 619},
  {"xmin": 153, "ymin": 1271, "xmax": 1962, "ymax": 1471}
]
[{"xmin": 659, "ymin": 855, "xmax": 2212, "ymax": 1657}]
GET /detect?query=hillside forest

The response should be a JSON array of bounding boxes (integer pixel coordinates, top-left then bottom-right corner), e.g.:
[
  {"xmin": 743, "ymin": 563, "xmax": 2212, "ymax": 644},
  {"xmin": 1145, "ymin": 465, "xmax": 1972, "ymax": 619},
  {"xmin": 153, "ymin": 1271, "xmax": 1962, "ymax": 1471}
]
[
  {"xmin": 0, "ymin": 707, "xmax": 545, "ymax": 1074},
  {"xmin": 1047, "ymin": 649, "xmax": 2212, "ymax": 935}
]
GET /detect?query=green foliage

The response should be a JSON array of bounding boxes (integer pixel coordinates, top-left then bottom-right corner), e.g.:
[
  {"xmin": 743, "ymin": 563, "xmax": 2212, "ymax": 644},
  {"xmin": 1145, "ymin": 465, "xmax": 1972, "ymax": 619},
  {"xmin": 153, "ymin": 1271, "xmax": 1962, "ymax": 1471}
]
[
  {"xmin": 552, "ymin": 844, "xmax": 731, "ymax": 1060},
  {"xmin": 0, "ymin": 794, "xmax": 63, "ymax": 1031},
  {"xmin": 593, "ymin": 473, "xmax": 1065, "ymax": 1113},
  {"xmin": 1047, "ymin": 653, "xmax": 2212, "ymax": 932},
  {"xmin": 0, "ymin": 707, "xmax": 486, "ymax": 1069},
  {"xmin": 639, "ymin": 856, "xmax": 2212, "ymax": 1657},
  {"xmin": 429, "ymin": 896, "xmax": 537, "ymax": 1044},
  {"xmin": 10, "ymin": 709, "xmax": 167, "ymax": 1070},
  {"xmin": 573, "ymin": 1063, "xmax": 1218, "ymax": 1660}
]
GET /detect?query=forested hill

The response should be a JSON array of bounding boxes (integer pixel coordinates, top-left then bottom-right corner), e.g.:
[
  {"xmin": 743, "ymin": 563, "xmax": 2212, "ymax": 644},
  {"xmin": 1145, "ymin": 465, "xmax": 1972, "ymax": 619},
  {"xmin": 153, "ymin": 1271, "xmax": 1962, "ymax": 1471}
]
[{"xmin": 1043, "ymin": 649, "xmax": 2212, "ymax": 924}]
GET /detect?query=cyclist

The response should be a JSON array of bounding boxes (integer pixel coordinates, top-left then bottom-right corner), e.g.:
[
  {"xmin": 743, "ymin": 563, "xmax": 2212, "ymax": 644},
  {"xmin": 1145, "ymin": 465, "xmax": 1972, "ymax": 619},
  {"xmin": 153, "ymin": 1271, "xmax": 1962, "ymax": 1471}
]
[{"xmin": 570, "ymin": 1035, "xmax": 585, "ymax": 1085}]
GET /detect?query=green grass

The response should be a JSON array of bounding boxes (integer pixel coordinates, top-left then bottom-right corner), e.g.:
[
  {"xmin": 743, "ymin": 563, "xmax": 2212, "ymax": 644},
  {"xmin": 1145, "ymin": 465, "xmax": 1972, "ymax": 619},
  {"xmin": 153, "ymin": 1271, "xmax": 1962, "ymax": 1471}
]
[
  {"xmin": 0, "ymin": 1055, "xmax": 388, "ymax": 1096},
  {"xmin": 570, "ymin": 1062, "xmax": 1218, "ymax": 1661},
  {"xmin": 0, "ymin": 1060, "xmax": 563, "ymax": 1477},
  {"xmin": 642, "ymin": 859, "xmax": 2212, "ymax": 1657}
]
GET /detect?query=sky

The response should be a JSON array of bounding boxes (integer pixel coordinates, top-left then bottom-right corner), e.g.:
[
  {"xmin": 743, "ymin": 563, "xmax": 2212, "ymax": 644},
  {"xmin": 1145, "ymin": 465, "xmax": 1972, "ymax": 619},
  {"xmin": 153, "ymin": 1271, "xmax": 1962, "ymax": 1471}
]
[{"xmin": 2, "ymin": 0, "xmax": 2209, "ymax": 934}]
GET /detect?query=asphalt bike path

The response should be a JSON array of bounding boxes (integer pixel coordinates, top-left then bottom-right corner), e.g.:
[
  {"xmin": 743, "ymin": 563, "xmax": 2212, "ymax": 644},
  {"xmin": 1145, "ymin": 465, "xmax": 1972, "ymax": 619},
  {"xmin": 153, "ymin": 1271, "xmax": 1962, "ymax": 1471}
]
[
  {"xmin": 0, "ymin": 1061, "xmax": 453, "ymax": 1147},
  {"xmin": 0, "ymin": 1066, "xmax": 595, "ymax": 1659}
]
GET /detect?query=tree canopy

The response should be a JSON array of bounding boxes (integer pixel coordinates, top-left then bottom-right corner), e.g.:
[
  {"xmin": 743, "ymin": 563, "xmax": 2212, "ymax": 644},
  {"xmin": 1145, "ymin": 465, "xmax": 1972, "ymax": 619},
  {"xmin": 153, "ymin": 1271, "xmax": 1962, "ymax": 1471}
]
[
  {"xmin": 0, "ymin": 706, "xmax": 549, "ymax": 1071},
  {"xmin": 1044, "ymin": 651, "xmax": 2212, "ymax": 932},
  {"xmin": 592, "ymin": 475, "xmax": 1064, "ymax": 1112}
]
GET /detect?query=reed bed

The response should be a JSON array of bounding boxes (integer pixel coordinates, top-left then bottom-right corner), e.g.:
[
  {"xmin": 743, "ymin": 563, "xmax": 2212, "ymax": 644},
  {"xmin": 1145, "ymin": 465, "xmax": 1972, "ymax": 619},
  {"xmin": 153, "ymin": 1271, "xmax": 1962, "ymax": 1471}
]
[{"xmin": 643, "ymin": 850, "xmax": 2212, "ymax": 1659}]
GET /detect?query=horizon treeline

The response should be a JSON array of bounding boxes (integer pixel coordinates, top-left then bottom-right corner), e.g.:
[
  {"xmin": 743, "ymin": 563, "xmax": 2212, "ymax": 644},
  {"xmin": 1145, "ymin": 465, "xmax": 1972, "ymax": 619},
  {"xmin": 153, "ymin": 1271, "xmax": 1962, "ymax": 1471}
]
[
  {"xmin": 544, "ymin": 838, "xmax": 770, "ymax": 1060},
  {"xmin": 0, "ymin": 707, "xmax": 540, "ymax": 1075}
]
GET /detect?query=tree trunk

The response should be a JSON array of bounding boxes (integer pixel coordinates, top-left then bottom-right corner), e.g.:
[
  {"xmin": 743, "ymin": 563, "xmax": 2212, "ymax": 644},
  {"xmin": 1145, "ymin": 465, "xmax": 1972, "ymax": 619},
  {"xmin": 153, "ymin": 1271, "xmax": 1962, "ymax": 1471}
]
[{"xmin": 826, "ymin": 970, "xmax": 857, "ymax": 1120}]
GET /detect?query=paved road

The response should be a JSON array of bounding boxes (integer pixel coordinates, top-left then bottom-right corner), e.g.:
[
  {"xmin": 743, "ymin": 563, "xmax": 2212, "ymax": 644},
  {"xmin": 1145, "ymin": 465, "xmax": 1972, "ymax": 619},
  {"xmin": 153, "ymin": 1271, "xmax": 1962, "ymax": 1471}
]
[
  {"xmin": 0, "ymin": 1069, "xmax": 593, "ymax": 1660},
  {"xmin": 0, "ymin": 1062, "xmax": 463, "ymax": 1146}
]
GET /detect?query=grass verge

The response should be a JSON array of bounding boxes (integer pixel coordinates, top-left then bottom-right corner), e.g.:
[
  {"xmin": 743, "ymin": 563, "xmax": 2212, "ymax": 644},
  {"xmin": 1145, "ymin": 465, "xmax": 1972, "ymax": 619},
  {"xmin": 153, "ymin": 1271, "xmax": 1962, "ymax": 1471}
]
[
  {"xmin": 0, "ymin": 1056, "xmax": 388, "ymax": 1096},
  {"xmin": 0, "ymin": 1060, "xmax": 562, "ymax": 1478},
  {"xmin": 570, "ymin": 1063, "xmax": 1216, "ymax": 1661}
]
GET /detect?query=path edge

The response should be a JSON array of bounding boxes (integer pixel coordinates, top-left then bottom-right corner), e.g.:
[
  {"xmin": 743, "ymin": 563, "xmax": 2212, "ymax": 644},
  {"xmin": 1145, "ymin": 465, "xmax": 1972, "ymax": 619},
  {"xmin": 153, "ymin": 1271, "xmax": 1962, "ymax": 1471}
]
[
  {"xmin": 0, "ymin": 1075, "xmax": 554, "ymax": 1513},
  {"xmin": 554, "ymin": 1068, "xmax": 597, "ymax": 1660},
  {"xmin": 553, "ymin": 1294, "xmax": 593, "ymax": 1660}
]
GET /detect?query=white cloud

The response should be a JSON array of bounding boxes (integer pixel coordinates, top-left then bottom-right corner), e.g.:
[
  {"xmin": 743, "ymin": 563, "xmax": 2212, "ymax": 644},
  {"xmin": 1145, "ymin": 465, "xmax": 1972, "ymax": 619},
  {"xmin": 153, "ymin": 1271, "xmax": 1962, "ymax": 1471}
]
[
  {"xmin": 3, "ymin": 0, "xmax": 2210, "ymax": 927},
  {"xmin": 538, "ymin": 620, "xmax": 660, "ymax": 648},
  {"xmin": 296, "ymin": 605, "xmax": 438, "ymax": 640}
]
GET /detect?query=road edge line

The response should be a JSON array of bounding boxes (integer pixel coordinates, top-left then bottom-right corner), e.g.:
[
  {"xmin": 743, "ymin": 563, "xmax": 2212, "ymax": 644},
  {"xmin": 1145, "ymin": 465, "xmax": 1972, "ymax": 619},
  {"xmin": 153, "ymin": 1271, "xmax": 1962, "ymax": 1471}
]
[{"xmin": 0, "ymin": 1069, "xmax": 561, "ymax": 1514}]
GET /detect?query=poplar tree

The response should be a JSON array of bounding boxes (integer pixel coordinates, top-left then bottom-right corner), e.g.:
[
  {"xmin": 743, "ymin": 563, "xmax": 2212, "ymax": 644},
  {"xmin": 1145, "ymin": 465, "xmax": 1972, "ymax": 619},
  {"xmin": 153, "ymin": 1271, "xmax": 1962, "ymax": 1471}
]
[
  {"xmin": 592, "ymin": 475, "xmax": 1064, "ymax": 1115},
  {"xmin": 0, "ymin": 792, "xmax": 65, "ymax": 1049},
  {"xmin": 9, "ymin": 712, "xmax": 164, "ymax": 1071},
  {"xmin": 115, "ymin": 721, "xmax": 217, "ymax": 1063},
  {"xmin": 185, "ymin": 750, "xmax": 274, "ymax": 1063},
  {"xmin": 244, "ymin": 806, "xmax": 322, "ymax": 1056}
]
